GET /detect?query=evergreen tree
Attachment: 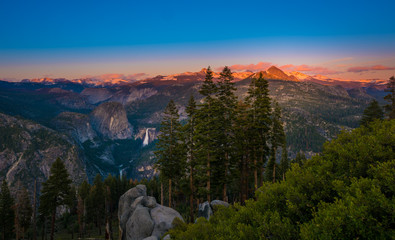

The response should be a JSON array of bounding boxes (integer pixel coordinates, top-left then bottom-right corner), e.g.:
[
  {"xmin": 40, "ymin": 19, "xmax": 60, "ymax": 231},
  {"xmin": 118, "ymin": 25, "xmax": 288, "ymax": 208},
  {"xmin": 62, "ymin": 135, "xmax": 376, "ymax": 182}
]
[
  {"xmin": 246, "ymin": 73, "xmax": 272, "ymax": 189},
  {"xmin": 87, "ymin": 174, "xmax": 105, "ymax": 235},
  {"xmin": 383, "ymin": 76, "xmax": 395, "ymax": 119},
  {"xmin": 14, "ymin": 186, "xmax": 32, "ymax": 240},
  {"xmin": 234, "ymin": 101, "xmax": 251, "ymax": 203},
  {"xmin": 0, "ymin": 180, "xmax": 14, "ymax": 240},
  {"xmin": 216, "ymin": 66, "xmax": 237, "ymax": 201},
  {"xmin": 360, "ymin": 99, "xmax": 384, "ymax": 126},
  {"xmin": 195, "ymin": 67, "xmax": 220, "ymax": 202},
  {"xmin": 293, "ymin": 151, "xmax": 307, "ymax": 166},
  {"xmin": 38, "ymin": 158, "xmax": 72, "ymax": 240},
  {"xmin": 77, "ymin": 180, "xmax": 90, "ymax": 238},
  {"xmin": 278, "ymin": 143, "xmax": 289, "ymax": 181},
  {"xmin": 271, "ymin": 101, "xmax": 286, "ymax": 152},
  {"xmin": 265, "ymin": 148, "xmax": 277, "ymax": 183},
  {"xmin": 104, "ymin": 175, "xmax": 116, "ymax": 240},
  {"xmin": 183, "ymin": 96, "xmax": 197, "ymax": 222},
  {"xmin": 155, "ymin": 99, "xmax": 183, "ymax": 207},
  {"xmin": 266, "ymin": 101, "xmax": 286, "ymax": 182}
]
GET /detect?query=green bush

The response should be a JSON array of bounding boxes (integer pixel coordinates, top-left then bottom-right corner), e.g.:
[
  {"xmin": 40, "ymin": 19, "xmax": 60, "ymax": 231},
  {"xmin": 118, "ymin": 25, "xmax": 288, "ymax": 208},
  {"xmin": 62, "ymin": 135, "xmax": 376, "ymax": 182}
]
[{"xmin": 169, "ymin": 120, "xmax": 394, "ymax": 239}]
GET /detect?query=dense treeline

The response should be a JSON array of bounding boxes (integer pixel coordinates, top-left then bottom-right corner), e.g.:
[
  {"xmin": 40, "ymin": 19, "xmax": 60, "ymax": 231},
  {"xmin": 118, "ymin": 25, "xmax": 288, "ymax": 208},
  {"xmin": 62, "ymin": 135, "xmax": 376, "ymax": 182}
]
[
  {"xmin": 164, "ymin": 75, "xmax": 395, "ymax": 239},
  {"xmin": 154, "ymin": 66, "xmax": 288, "ymax": 222},
  {"xmin": 0, "ymin": 165, "xmax": 160, "ymax": 240},
  {"xmin": 168, "ymin": 119, "xmax": 395, "ymax": 239}
]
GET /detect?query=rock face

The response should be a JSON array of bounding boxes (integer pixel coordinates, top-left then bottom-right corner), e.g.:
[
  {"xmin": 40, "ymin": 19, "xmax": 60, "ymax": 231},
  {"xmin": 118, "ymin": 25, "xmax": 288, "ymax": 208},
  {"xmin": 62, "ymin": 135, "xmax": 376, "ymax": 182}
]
[
  {"xmin": 53, "ymin": 112, "xmax": 97, "ymax": 143},
  {"xmin": 118, "ymin": 185, "xmax": 183, "ymax": 240},
  {"xmin": 110, "ymin": 87, "xmax": 158, "ymax": 105},
  {"xmin": 90, "ymin": 102, "xmax": 133, "ymax": 140},
  {"xmin": 198, "ymin": 200, "xmax": 230, "ymax": 220},
  {"xmin": 81, "ymin": 87, "xmax": 113, "ymax": 104},
  {"xmin": 0, "ymin": 113, "xmax": 87, "ymax": 196}
]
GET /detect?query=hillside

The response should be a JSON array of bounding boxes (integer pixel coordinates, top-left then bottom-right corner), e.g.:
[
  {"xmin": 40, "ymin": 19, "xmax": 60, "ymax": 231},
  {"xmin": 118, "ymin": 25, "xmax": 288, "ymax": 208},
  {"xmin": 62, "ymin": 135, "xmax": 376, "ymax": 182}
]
[{"xmin": 0, "ymin": 113, "xmax": 87, "ymax": 195}]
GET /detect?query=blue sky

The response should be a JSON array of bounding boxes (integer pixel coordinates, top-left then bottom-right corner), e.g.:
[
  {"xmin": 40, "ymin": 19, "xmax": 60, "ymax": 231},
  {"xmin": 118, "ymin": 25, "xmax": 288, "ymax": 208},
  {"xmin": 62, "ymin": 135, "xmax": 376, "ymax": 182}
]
[{"xmin": 1, "ymin": 0, "xmax": 395, "ymax": 79}]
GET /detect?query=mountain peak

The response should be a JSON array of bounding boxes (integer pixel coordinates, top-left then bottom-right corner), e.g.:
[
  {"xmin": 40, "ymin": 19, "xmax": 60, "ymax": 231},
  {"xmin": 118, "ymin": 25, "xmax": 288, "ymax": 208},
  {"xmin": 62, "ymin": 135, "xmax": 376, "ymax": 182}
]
[
  {"xmin": 251, "ymin": 66, "xmax": 299, "ymax": 82},
  {"xmin": 267, "ymin": 65, "xmax": 282, "ymax": 72}
]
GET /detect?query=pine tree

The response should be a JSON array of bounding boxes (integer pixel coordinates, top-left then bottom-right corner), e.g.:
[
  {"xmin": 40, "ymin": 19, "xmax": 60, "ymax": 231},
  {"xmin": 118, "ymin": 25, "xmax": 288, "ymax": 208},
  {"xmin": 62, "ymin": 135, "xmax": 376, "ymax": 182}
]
[
  {"xmin": 265, "ymin": 148, "xmax": 277, "ymax": 183},
  {"xmin": 14, "ymin": 186, "xmax": 32, "ymax": 240},
  {"xmin": 383, "ymin": 76, "xmax": 395, "ymax": 119},
  {"xmin": 0, "ymin": 180, "xmax": 15, "ymax": 240},
  {"xmin": 216, "ymin": 66, "xmax": 237, "ymax": 201},
  {"xmin": 234, "ymin": 101, "xmax": 251, "ymax": 203},
  {"xmin": 293, "ymin": 151, "xmax": 307, "ymax": 166},
  {"xmin": 77, "ymin": 180, "xmax": 90, "ymax": 238},
  {"xmin": 104, "ymin": 175, "xmax": 116, "ymax": 240},
  {"xmin": 360, "ymin": 99, "xmax": 384, "ymax": 126},
  {"xmin": 155, "ymin": 99, "xmax": 183, "ymax": 207},
  {"xmin": 246, "ymin": 73, "xmax": 272, "ymax": 190},
  {"xmin": 38, "ymin": 158, "xmax": 72, "ymax": 240},
  {"xmin": 278, "ymin": 143, "xmax": 289, "ymax": 181},
  {"xmin": 183, "ymin": 96, "xmax": 197, "ymax": 222},
  {"xmin": 266, "ymin": 101, "xmax": 286, "ymax": 182},
  {"xmin": 195, "ymin": 67, "xmax": 220, "ymax": 202},
  {"xmin": 88, "ymin": 174, "xmax": 105, "ymax": 235}
]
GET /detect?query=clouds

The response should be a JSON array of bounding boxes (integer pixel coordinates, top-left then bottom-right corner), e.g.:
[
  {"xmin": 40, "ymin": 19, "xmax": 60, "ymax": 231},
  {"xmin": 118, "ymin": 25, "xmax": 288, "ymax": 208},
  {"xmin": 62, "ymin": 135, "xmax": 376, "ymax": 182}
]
[
  {"xmin": 216, "ymin": 61, "xmax": 341, "ymax": 75},
  {"xmin": 280, "ymin": 64, "xmax": 340, "ymax": 75},
  {"xmin": 347, "ymin": 65, "xmax": 395, "ymax": 73}
]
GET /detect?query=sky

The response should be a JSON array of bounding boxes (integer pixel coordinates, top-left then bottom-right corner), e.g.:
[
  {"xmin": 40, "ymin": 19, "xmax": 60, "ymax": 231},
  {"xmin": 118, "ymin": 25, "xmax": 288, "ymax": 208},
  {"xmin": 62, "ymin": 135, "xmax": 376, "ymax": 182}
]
[{"xmin": 1, "ymin": 0, "xmax": 395, "ymax": 81}]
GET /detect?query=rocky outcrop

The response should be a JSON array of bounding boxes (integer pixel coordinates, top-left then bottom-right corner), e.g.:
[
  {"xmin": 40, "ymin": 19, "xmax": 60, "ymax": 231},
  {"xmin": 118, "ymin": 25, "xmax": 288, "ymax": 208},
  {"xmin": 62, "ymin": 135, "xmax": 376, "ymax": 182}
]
[
  {"xmin": 198, "ymin": 200, "xmax": 230, "ymax": 220},
  {"xmin": 80, "ymin": 87, "xmax": 113, "ymax": 104},
  {"xmin": 111, "ymin": 88, "xmax": 158, "ymax": 105},
  {"xmin": 0, "ymin": 113, "xmax": 87, "ymax": 196},
  {"xmin": 53, "ymin": 112, "xmax": 97, "ymax": 143},
  {"xmin": 118, "ymin": 185, "xmax": 183, "ymax": 240},
  {"xmin": 90, "ymin": 102, "xmax": 133, "ymax": 140}
]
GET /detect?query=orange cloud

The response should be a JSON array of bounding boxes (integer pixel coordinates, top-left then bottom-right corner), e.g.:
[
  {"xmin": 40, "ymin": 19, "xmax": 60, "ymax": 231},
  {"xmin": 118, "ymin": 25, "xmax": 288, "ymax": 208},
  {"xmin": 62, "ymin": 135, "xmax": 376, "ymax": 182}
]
[
  {"xmin": 347, "ymin": 65, "xmax": 395, "ymax": 73},
  {"xmin": 280, "ymin": 64, "xmax": 339, "ymax": 75},
  {"xmin": 216, "ymin": 62, "xmax": 272, "ymax": 72}
]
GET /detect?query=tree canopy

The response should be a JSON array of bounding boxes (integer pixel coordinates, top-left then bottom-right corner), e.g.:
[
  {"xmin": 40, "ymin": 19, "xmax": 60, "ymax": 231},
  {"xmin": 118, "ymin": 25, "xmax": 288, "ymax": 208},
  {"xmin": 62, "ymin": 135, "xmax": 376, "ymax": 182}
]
[{"xmin": 169, "ymin": 119, "xmax": 395, "ymax": 239}]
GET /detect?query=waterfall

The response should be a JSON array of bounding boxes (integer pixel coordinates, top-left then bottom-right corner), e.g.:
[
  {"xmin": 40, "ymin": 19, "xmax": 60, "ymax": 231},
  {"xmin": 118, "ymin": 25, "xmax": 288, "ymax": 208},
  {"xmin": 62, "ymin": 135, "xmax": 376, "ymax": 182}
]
[{"xmin": 143, "ymin": 128, "xmax": 149, "ymax": 146}]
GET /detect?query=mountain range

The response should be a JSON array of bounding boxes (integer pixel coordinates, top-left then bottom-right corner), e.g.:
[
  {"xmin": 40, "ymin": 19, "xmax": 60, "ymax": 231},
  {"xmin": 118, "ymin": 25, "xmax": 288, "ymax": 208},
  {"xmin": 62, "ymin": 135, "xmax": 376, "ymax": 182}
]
[
  {"xmin": 0, "ymin": 66, "xmax": 388, "ymax": 193},
  {"xmin": 15, "ymin": 66, "xmax": 388, "ymax": 89}
]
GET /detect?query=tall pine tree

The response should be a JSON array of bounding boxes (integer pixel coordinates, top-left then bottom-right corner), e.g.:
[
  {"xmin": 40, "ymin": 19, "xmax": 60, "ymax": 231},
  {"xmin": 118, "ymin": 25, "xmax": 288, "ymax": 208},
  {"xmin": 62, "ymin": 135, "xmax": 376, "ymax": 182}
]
[
  {"xmin": 234, "ymin": 101, "xmax": 251, "ymax": 203},
  {"xmin": 39, "ymin": 158, "xmax": 72, "ymax": 240},
  {"xmin": 77, "ymin": 180, "xmax": 90, "ymax": 238},
  {"xmin": 0, "ymin": 180, "xmax": 14, "ymax": 240},
  {"xmin": 266, "ymin": 101, "xmax": 286, "ymax": 182},
  {"xmin": 383, "ymin": 76, "xmax": 395, "ymax": 119},
  {"xmin": 183, "ymin": 96, "xmax": 198, "ymax": 222},
  {"xmin": 246, "ymin": 73, "xmax": 272, "ymax": 189},
  {"xmin": 278, "ymin": 142, "xmax": 289, "ymax": 181},
  {"xmin": 14, "ymin": 185, "xmax": 32, "ymax": 240},
  {"xmin": 216, "ymin": 66, "xmax": 237, "ymax": 201},
  {"xmin": 195, "ymin": 67, "xmax": 220, "ymax": 202},
  {"xmin": 87, "ymin": 174, "xmax": 105, "ymax": 235},
  {"xmin": 155, "ymin": 99, "xmax": 183, "ymax": 207}
]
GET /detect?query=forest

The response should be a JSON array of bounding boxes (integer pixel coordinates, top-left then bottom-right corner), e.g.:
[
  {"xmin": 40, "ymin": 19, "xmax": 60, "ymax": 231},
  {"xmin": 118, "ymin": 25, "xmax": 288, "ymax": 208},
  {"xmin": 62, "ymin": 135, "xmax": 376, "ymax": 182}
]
[{"xmin": 0, "ymin": 72, "xmax": 394, "ymax": 240}]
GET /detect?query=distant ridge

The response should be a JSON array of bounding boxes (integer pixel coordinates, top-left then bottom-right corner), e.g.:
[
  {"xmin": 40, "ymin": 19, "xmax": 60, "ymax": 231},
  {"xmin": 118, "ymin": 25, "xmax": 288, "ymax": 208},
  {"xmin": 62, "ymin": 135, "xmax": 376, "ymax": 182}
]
[{"xmin": 6, "ymin": 65, "xmax": 388, "ymax": 89}]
